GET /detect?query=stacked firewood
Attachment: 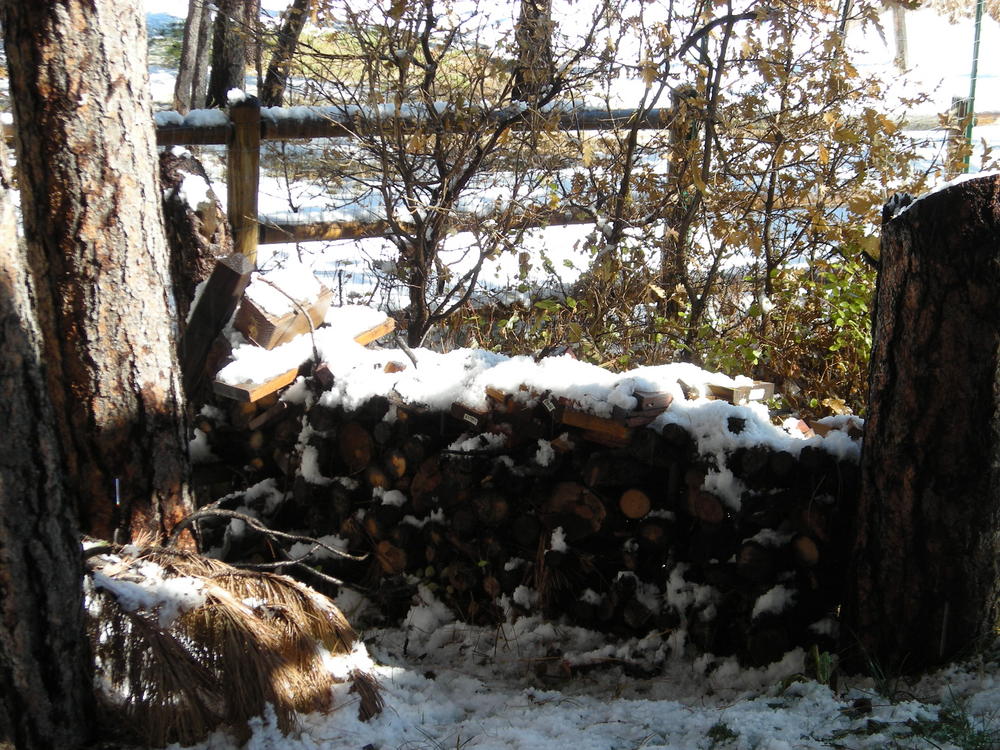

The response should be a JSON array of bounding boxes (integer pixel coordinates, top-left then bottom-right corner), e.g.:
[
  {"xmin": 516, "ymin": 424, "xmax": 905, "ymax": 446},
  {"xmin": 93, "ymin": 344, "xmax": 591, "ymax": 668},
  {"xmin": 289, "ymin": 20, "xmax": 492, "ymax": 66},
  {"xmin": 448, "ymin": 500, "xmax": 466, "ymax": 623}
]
[{"xmin": 193, "ymin": 366, "xmax": 860, "ymax": 667}]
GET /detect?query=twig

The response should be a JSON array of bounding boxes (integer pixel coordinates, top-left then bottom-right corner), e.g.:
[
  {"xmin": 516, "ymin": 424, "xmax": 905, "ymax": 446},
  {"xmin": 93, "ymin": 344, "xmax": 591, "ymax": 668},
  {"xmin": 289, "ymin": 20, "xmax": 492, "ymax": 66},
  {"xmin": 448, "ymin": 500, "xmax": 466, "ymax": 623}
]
[
  {"xmin": 256, "ymin": 276, "xmax": 321, "ymax": 363},
  {"xmin": 394, "ymin": 331, "xmax": 420, "ymax": 368},
  {"xmin": 168, "ymin": 508, "xmax": 368, "ymax": 562}
]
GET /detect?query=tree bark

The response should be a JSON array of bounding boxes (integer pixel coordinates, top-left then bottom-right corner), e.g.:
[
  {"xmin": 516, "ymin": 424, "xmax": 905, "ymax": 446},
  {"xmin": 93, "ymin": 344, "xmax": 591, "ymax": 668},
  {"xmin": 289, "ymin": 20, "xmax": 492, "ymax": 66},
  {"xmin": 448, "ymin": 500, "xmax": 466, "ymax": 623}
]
[
  {"xmin": 207, "ymin": 0, "xmax": 247, "ymax": 108},
  {"xmin": 0, "ymin": 135, "xmax": 93, "ymax": 749},
  {"xmin": 3, "ymin": 0, "xmax": 195, "ymax": 546},
  {"xmin": 173, "ymin": 0, "xmax": 205, "ymax": 113},
  {"xmin": 191, "ymin": 0, "xmax": 213, "ymax": 109},
  {"xmin": 841, "ymin": 175, "xmax": 1000, "ymax": 673},
  {"xmin": 160, "ymin": 147, "xmax": 233, "ymax": 325},
  {"xmin": 260, "ymin": 0, "xmax": 311, "ymax": 107},
  {"xmin": 890, "ymin": 1, "xmax": 907, "ymax": 71}
]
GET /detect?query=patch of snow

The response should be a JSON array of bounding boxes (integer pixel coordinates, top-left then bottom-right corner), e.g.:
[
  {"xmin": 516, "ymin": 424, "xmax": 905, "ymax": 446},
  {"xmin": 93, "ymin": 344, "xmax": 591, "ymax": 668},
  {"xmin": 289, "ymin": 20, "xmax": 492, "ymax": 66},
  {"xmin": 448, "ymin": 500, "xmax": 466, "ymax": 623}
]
[
  {"xmin": 548, "ymin": 527, "xmax": 567, "ymax": 553},
  {"xmin": 752, "ymin": 584, "xmax": 797, "ymax": 619},
  {"xmin": 90, "ymin": 560, "xmax": 206, "ymax": 629}
]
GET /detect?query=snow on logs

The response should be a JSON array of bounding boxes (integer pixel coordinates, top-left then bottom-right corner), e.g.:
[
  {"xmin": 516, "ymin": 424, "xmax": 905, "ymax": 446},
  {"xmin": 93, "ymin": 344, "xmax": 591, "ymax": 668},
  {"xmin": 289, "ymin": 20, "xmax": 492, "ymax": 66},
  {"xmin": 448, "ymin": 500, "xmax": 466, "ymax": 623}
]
[{"xmin": 198, "ymin": 324, "xmax": 861, "ymax": 667}]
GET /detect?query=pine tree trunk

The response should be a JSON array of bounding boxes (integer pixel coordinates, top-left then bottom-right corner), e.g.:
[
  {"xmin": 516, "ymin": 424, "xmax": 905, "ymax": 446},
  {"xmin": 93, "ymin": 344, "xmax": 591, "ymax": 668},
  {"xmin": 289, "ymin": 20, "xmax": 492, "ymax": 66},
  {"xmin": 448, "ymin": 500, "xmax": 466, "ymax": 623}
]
[
  {"xmin": 173, "ymin": 0, "xmax": 205, "ymax": 113},
  {"xmin": 841, "ymin": 175, "xmax": 1000, "ymax": 673},
  {"xmin": 891, "ymin": 2, "xmax": 907, "ymax": 71},
  {"xmin": 207, "ymin": 0, "xmax": 247, "ymax": 108},
  {"xmin": 191, "ymin": 0, "xmax": 213, "ymax": 109},
  {"xmin": 0, "ymin": 135, "xmax": 93, "ymax": 749},
  {"xmin": 3, "ymin": 0, "xmax": 195, "ymax": 546},
  {"xmin": 260, "ymin": 0, "xmax": 311, "ymax": 107}
]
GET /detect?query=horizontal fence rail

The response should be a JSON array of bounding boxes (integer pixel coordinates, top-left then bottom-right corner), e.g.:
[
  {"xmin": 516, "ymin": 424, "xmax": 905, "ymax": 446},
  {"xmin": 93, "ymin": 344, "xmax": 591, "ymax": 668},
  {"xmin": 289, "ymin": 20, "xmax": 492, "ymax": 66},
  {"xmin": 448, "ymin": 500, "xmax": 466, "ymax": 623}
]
[
  {"xmin": 153, "ymin": 104, "xmax": 676, "ymax": 147},
  {"xmin": 4, "ymin": 101, "xmax": 674, "ymax": 263}
]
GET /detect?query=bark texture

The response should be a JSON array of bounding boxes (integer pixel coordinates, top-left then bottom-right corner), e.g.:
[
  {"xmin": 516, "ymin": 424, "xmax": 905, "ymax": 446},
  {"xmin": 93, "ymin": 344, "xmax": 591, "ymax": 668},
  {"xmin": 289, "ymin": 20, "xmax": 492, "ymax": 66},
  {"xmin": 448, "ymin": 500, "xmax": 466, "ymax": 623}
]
[
  {"xmin": 191, "ymin": 0, "xmax": 213, "ymax": 109},
  {"xmin": 3, "ymin": 0, "xmax": 195, "ymax": 545},
  {"xmin": 0, "ymin": 137, "xmax": 93, "ymax": 748},
  {"xmin": 160, "ymin": 148, "xmax": 233, "ymax": 325},
  {"xmin": 207, "ymin": 0, "xmax": 247, "ymax": 108},
  {"xmin": 260, "ymin": 0, "xmax": 311, "ymax": 107},
  {"xmin": 173, "ymin": 0, "xmax": 206, "ymax": 113},
  {"xmin": 841, "ymin": 175, "xmax": 1000, "ymax": 673}
]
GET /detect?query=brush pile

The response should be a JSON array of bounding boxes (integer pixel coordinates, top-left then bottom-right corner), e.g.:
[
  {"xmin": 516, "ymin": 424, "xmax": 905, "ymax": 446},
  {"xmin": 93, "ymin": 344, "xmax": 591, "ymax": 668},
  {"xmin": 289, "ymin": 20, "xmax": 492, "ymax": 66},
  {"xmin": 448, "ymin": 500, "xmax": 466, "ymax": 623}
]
[
  {"xmin": 84, "ymin": 542, "xmax": 382, "ymax": 746},
  {"xmin": 192, "ymin": 324, "xmax": 862, "ymax": 669}
]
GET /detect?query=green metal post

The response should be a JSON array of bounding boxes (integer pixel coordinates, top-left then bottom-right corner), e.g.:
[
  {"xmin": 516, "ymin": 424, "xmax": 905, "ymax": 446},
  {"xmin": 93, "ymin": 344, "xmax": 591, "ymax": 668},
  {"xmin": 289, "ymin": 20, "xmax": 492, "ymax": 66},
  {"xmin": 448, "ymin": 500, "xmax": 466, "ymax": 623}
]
[{"xmin": 963, "ymin": 0, "xmax": 985, "ymax": 173}]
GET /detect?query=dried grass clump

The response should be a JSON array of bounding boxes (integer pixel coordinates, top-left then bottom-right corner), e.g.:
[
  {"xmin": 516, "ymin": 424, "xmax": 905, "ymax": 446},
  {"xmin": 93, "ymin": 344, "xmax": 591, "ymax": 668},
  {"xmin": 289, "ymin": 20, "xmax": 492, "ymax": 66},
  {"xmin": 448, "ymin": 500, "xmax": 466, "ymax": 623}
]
[{"xmin": 85, "ymin": 543, "xmax": 382, "ymax": 747}]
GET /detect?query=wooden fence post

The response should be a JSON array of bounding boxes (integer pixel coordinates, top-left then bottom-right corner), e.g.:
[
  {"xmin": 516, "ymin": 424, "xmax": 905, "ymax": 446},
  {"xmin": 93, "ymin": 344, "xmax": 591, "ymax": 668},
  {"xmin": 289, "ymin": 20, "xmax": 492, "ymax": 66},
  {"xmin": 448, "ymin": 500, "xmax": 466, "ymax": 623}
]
[{"xmin": 227, "ymin": 96, "xmax": 261, "ymax": 265}]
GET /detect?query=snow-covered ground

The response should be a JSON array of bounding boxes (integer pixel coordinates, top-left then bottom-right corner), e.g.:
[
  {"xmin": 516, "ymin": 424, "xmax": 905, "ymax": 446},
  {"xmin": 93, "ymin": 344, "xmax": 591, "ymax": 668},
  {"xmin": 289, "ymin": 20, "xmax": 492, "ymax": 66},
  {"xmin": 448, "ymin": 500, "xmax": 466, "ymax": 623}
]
[{"xmin": 173, "ymin": 606, "xmax": 1000, "ymax": 750}]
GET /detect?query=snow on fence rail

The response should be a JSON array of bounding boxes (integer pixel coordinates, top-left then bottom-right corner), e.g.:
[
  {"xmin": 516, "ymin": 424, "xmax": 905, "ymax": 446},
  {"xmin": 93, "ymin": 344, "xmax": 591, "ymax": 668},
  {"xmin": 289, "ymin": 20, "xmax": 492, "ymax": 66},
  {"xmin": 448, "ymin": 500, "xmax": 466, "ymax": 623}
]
[
  {"xmin": 156, "ymin": 100, "xmax": 675, "ymax": 262},
  {"xmin": 3, "ymin": 100, "xmax": 674, "ymax": 261}
]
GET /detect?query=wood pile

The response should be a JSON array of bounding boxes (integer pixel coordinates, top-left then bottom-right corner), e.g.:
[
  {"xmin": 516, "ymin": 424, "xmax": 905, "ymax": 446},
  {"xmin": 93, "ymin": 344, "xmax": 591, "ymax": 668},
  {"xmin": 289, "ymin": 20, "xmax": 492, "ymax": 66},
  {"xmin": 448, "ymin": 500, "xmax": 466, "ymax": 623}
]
[{"xmin": 194, "ymin": 349, "xmax": 861, "ymax": 667}]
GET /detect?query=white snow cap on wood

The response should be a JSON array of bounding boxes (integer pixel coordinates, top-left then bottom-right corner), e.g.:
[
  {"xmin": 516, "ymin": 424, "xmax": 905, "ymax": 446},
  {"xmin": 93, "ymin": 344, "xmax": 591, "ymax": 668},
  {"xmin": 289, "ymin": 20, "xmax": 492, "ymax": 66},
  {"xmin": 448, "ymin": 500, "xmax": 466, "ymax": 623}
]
[{"xmin": 244, "ymin": 262, "xmax": 325, "ymax": 318}]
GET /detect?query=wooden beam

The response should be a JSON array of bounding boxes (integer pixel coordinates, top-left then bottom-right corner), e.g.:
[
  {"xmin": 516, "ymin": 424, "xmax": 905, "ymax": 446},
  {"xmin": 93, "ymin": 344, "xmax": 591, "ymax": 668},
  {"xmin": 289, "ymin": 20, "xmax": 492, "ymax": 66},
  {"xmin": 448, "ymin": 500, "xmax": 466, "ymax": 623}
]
[
  {"xmin": 213, "ymin": 366, "xmax": 300, "ymax": 402},
  {"xmin": 353, "ymin": 317, "xmax": 395, "ymax": 346},
  {"xmin": 258, "ymin": 206, "xmax": 598, "ymax": 246},
  {"xmin": 559, "ymin": 406, "xmax": 631, "ymax": 441},
  {"xmin": 147, "ymin": 105, "xmax": 679, "ymax": 147},
  {"xmin": 179, "ymin": 253, "xmax": 255, "ymax": 395},
  {"xmin": 227, "ymin": 97, "xmax": 261, "ymax": 265}
]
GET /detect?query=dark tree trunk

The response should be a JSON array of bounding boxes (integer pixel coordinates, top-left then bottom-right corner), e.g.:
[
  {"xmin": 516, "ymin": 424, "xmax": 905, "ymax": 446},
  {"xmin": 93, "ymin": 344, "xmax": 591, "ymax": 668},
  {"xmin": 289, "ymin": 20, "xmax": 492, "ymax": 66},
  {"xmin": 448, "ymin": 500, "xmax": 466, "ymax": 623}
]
[
  {"xmin": 512, "ymin": 0, "xmax": 554, "ymax": 103},
  {"xmin": 207, "ymin": 0, "xmax": 247, "ymax": 108},
  {"xmin": 3, "ymin": 0, "xmax": 195, "ymax": 546},
  {"xmin": 0, "ymin": 131, "xmax": 93, "ymax": 750},
  {"xmin": 191, "ymin": 0, "xmax": 213, "ymax": 109},
  {"xmin": 841, "ymin": 175, "xmax": 1000, "ymax": 673},
  {"xmin": 173, "ymin": 0, "xmax": 205, "ymax": 113},
  {"xmin": 260, "ymin": 0, "xmax": 311, "ymax": 107},
  {"xmin": 160, "ymin": 148, "xmax": 233, "ymax": 325}
]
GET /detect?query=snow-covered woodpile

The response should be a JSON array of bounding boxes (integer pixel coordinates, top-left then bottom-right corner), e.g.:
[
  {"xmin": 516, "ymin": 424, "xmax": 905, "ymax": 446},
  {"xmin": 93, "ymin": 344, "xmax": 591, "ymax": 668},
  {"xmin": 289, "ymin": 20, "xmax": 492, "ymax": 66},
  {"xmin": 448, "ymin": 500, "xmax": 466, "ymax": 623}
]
[{"xmin": 194, "ymin": 275, "xmax": 862, "ymax": 668}]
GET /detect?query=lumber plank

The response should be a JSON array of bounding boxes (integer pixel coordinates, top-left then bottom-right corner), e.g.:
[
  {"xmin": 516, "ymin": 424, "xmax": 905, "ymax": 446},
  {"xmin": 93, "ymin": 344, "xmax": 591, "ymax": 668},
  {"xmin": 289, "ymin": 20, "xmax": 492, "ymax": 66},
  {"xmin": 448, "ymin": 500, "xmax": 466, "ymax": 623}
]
[
  {"xmin": 353, "ymin": 316, "xmax": 395, "ymax": 346},
  {"xmin": 212, "ymin": 366, "xmax": 299, "ymax": 402},
  {"xmin": 180, "ymin": 253, "xmax": 255, "ymax": 394},
  {"xmin": 559, "ymin": 406, "xmax": 630, "ymax": 440}
]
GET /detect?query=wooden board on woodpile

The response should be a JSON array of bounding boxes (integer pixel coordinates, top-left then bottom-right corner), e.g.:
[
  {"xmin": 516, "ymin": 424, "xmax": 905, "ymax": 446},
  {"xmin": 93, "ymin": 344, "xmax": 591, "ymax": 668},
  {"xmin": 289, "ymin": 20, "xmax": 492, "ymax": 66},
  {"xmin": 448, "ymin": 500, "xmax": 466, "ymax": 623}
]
[
  {"xmin": 212, "ymin": 366, "xmax": 300, "ymax": 402},
  {"xmin": 707, "ymin": 381, "xmax": 774, "ymax": 405},
  {"xmin": 213, "ymin": 314, "xmax": 395, "ymax": 403},
  {"xmin": 558, "ymin": 403, "xmax": 631, "ymax": 442},
  {"xmin": 235, "ymin": 282, "xmax": 334, "ymax": 350},
  {"xmin": 354, "ymin": 317, "xmax": 395, "ymax": 346}
]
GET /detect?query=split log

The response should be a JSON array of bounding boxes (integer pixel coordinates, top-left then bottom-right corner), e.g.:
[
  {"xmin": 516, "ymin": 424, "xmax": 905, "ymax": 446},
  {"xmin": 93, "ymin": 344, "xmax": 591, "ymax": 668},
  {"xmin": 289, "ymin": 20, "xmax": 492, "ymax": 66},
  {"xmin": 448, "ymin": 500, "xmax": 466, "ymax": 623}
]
[
  {"xmin": 338, "ymin": 421, "xmax": 374, "ymax": 474},
  {"xmin": 791, "ymin": 534, "xmax": 820, "ymax": 567},
  {"xmin": 684, "ymin": 468, "xmax": 725, "ymax": 524},
  {"xmin": 619, "ymin": 488, "xmax": 652, "ymax": 519},
  {"xmin": 542, "ymin": 481, "xmax": 607, "ymax": 540}
]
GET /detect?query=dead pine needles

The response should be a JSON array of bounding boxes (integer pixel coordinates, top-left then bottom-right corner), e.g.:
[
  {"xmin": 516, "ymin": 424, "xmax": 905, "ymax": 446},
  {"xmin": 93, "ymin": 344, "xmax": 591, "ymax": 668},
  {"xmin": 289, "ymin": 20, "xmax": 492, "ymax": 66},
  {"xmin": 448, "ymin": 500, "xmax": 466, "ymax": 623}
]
[{"xmin": 84, "ymin": 541, "xmax": 382, "ymax": 747}]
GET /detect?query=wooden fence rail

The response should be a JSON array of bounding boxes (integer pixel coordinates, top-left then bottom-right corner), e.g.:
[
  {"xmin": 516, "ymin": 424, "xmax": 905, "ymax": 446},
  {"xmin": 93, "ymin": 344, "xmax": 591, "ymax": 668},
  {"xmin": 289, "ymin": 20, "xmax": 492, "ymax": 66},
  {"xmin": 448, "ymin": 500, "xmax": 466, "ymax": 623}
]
[
  {"xmin": 5, "ymin": 101, "xmax": 673, "ymax": 263},
  {"xmin": 157, "ymin": 100, "xmax": 674, "ymax": 263}
]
